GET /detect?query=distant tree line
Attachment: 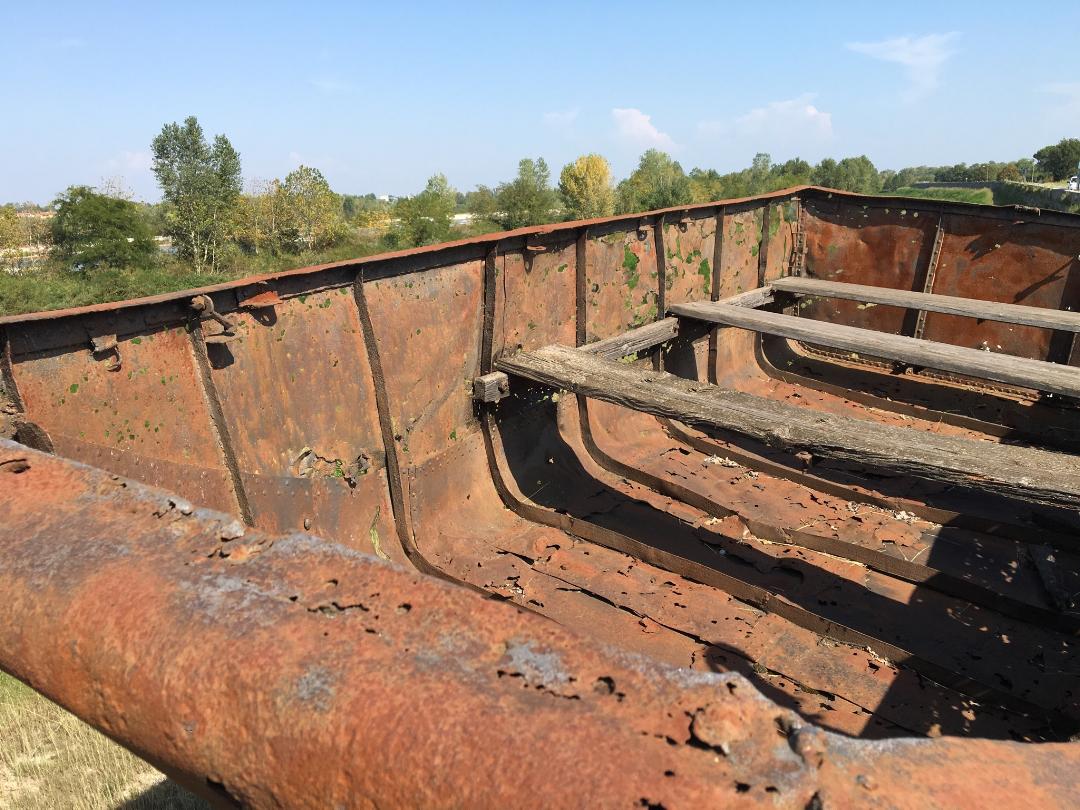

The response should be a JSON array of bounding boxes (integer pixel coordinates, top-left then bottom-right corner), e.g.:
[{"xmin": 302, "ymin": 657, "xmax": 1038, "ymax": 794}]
[
  {"xmin": 380, "ymin": 136, "xmax": 1078, "ymax": 248},
  {"xmin": 2, "ymin": 122, "xmax": 1077, "ymax": 270},
  {"xmin": 0, "ymin": 116, "xmax": 370, "ymax": 274}
]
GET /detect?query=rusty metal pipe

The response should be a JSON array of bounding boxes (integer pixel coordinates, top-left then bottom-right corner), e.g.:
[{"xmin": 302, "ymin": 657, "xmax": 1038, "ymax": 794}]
[{"xmin": 1, "ymin": 440, "xmax": 1078, "ymax": 808}]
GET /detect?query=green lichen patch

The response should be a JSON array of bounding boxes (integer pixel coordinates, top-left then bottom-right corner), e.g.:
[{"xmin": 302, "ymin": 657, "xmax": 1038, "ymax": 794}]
[
  {"xmin": 698, "ymin": 259, "xmax": 711, "ymax": 293},
  {"xmin": 622, "ymin": 245, "xmax": 640, "ymax": 290}
]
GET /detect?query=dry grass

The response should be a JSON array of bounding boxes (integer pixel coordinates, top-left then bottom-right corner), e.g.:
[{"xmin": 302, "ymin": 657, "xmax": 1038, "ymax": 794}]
[{"xmin": 0, "ymin": 673, "xmax": 208, "ymax": 810}]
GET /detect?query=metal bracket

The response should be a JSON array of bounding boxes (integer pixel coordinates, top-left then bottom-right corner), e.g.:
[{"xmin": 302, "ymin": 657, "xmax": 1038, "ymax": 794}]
[
  {"xmin": 89, "ymin": 334, "xmax": 122, "ymax": 372},
  {"xmin": 238, "ymin": 288, "xmax": 282, "ymax": 309},
  {"xmin": 237, "ymin": 282, "xmax": 282, "ymax": 309},
  {"xmin": 190, "ymin": 295, "xmax": 239, "ymax": 343}
]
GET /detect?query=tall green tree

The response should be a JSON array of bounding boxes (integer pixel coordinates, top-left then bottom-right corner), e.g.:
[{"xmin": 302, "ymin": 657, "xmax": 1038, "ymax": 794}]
[
  {"xmin": 279, "ymin": 166, "xmax": 345, "ymax": 251},
  {"xmin": 1034, "ymin": 138, "xmax": 1080, "ymax": 181},
  {"xmin": 0, "ymin": 206, "xmax": 23, "ymax": 270},
  {"xmin": 998, "ymin": 163, "xmax": 1022, "ymax": 182},
  {"xmin": 386, "ymin": 174, "xmax": 456, "ymax": 248},
  {"xmin": 812, "ymin": 155, "xmax": 881, "ymax": 194},
  {"xmin": 50, "ymin": 186, "xmax": 155, "ymax": 270},
  {"xmin": 151, "ymin": 116, "xmax": 241, "ymax": 272},
  {"xmin": 558, "ymin": 154, "xmax": 615, "ymax": 220},
  {"xmin": 232, "ymin": 178, "xmax": 284, "ymax": 256},
  {"xmin": 688, "ymin": 168, "xmax": 727, "ymax": 203},
  {"xmin": 465, "ymin": 185, "xmax": 497, "ymax": 219},
  {"xmin": 1015, "ymin": 158, "xmax": 1038, "ymax": 182},
  {"xmin": 616, "ymin": 150, "xmax": 692, "ymax": 214},
  {"xmin": 495, "ymin": 158, "xmax": 559, "ymax": 229}
]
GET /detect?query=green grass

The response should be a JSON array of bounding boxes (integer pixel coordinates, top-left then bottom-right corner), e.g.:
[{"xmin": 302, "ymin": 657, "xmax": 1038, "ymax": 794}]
[
  {"xmin": 883, "ymin": 186, "xmax": 995, "ymax": 205},
  {"xmin": 0, "ymin": 264, "xmax": 242, "ymax": 317},
  {"xmin": 0, "ymin": 672, "xmax": 208, "ymax": 809},
  {"xmin": 0, "ymin": 233, "xmax": 384, "ymax": 318}
]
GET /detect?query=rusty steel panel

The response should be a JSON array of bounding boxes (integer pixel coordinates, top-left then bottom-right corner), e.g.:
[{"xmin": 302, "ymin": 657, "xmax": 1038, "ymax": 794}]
[
  {"xmin": 4, "ymin": 441, "xmax": 1080, "ymax": 808},
  {"xmin": 585, "ymin": 225, "xmax": 660, "ymax": 342},
  {"xmin": 800, "ymin": 198, "xmax": 937, "ymax": 335},
  {"xmin": 204, "ymin": 283, "xmax": 400, "ymax": 561},
  {"xmin": 717, "ymin": 208, "xmax": 764, "ymax": 298},
  {"xmin": 9, "ymin": 323, "xmax": 237, "ymax": 513},
  {"xmin": 662, "ymin": 213, "xmax": 717, "ymax": 307},
  {"xmin": 921, "ymin": 216, "xmax": 1080, "ymax": 360},
  {"xmin": 764, "ymin": 200, "xmax": 799, "ymax": 284},
  {"xmin": 442, "ymin": 408, "xmax": 1030, "ymax": 739},
  {"xmin": 492, "ymin": 237, "xmax": 578, "ymax": 358},
  {"xmin": 712, "ymin": 207, "xmax": 766, "ymax": 386},
  {"xmin": 208, "ymin": 286, "xmax": 382, "ymax": 474},
  {"xmin": 364, "ymin": 262, "xmax": 484, "ymax": 467}
]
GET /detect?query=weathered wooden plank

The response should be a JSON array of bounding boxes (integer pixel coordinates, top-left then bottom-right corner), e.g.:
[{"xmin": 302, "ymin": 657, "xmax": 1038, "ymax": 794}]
[
  {"xmin": 473, "ymin": 371, "xmax": 510, "ymax": 402},
  {"xmin": 670, "ymin": 301, "xmax": 1080, "ymax": 398},
  {"xmin": 1029, "ymin": 544, "xmax": 1077, "ymax": 613},
  {"xmin": 581, "ymin": 288, "xmax": 774, "ymax": 361},
  {"xmin": 496, "ymin": 344, "xmax": 1080, "ymax": 509},
  {"xmin": 772, "ymin": 276, "xmax": 1080, "ymax": 333},
  {"xmin": 581, "ymin": 318, "xmax": 680, "ymax": 360}
]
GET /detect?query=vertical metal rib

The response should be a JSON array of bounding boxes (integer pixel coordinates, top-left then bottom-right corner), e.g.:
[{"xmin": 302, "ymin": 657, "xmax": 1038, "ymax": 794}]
[
  {"xmin": 575, "ymin": 229, "xmax": 588, "ymax": 347},
  {"xmin": 708, "ymin": 206, "xmax": 725, "ymax": 384},
  {"xmin": 911, "ymin": 213, "xmax": 945, "ymax": 340},
  {"xmin": 0, "ymin": 327, "xmax": 25, "ymax": 412},
  {"xmin": 352, "ymin": 274, "xmax": 446, "ymax": 577},
  {"xmin": 188, "ymin": 323, "xmax": 255, "ymax": 526},
  {"xmin": 756, "ymin": 203, "xmax": 772, "ymax": 287}
]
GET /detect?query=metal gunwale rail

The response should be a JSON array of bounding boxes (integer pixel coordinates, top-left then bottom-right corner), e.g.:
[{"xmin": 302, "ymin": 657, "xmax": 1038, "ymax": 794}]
[{"xmin": 5, "ymin": 186, "xmax": 1080, "ymax": 329}]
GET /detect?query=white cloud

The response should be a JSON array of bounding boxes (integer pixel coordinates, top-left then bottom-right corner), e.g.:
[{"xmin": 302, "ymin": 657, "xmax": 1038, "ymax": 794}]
[
  {"xmin": 542, "ymin": 108, "xmax": 579, "ymax": 131},
  {"xmin": 696, "ymin": 94, "xmax": 833, "ymax": 160},
  {"xmin": 611, "ymin": 107, "xmax": 675, "ymax": 150},
  {"xmin": 732, "ymin": 94, "xmax": 832, "ymax": 138},
  {"xmin": 846, "ymin": 33, "xmax": 958, "ymax": 101}
]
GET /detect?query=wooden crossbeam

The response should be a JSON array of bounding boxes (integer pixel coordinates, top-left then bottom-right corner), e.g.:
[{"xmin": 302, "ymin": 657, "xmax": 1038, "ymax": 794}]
[
  {"xmin": 581, "ymin": 318, "xmax": 680, "ymax": 361},
  {"xmin": 496, "ymin": 344, "xmax": 1080, "ymax": 509},
  {"xmin": 580, "ymin": 287, "xmax": 776, "ymax": 361},
  {"xmin": 771, "ymin": 276, "xmax": 1080, "ymax": 333},
  {"xmin": 670, "ymin": 301, "xmax": 1080, "ymax": 398}
]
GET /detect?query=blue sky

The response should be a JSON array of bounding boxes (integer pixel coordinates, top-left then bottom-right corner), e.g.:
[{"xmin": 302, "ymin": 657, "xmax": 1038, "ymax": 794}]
[{"xmin": 4, "ymin": 1, "xmax": 1079, "ymax": 203}]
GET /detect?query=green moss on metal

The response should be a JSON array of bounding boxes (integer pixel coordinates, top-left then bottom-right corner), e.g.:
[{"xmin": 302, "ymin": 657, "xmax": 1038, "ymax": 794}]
[{"xmin": 622, "ymin": 245, "xmax": 640, "ymax": 290}]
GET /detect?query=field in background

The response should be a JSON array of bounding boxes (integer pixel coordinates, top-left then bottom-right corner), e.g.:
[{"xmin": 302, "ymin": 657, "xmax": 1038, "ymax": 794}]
[
  {"xmin": 7, "ymin": 184, "xmax": 1079, "ymax": 319},
  {"xmin": 884, "ymin": 185, "xmax": 995, "ymax": 205},
  {"xmin": 0, "ymin": 673, "xmax": 207, "ymax": 810},
  {"xmin": 0, "ymin": 231, "xmax": 386, "ymax": 318}
]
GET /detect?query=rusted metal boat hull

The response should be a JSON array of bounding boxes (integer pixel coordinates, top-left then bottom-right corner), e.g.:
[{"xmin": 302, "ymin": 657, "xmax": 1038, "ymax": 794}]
[
  {"xmin": 2, "ymin": 186, "xmax": 1080, "ymax": 805},
  {"xmin": 4, "ymin": 441, "xmax": 1080, "ymax": 809}
]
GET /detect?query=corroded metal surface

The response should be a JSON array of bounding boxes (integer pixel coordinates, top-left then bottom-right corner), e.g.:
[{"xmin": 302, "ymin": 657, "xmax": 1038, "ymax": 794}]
[
  {"xmin": 3, "ymin": 441, "xmax": 1080, "ymax": 809},
  {"xmin": 3, "ymin": 187, "xmax": 1080, "ymax": 805}
]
